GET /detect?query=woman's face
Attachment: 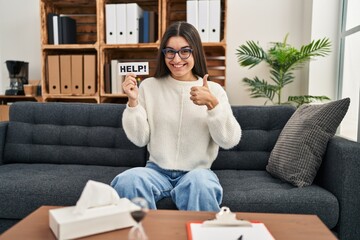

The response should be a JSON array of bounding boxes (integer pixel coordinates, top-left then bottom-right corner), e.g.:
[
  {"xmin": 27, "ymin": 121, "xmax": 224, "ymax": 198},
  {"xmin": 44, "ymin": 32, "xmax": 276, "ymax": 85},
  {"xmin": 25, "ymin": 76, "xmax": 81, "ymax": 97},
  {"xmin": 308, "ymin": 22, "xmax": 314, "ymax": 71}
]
[{"xmin": 164, "ymin": 36, "xmax": 196, "ymax": 81}]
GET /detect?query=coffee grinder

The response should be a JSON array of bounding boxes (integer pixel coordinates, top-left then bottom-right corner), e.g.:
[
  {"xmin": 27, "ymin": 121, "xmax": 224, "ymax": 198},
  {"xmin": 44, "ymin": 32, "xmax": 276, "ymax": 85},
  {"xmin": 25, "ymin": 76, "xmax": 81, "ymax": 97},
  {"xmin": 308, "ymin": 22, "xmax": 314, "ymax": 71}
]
[{"xmin": 5, "ymin": 60, "xmax": 29, "ymax": 95}]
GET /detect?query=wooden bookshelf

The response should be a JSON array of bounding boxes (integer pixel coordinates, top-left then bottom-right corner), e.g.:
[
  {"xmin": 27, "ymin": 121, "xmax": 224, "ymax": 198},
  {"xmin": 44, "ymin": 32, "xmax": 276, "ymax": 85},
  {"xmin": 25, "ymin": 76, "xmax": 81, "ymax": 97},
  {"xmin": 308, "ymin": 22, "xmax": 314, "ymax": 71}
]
[{"xmin": 39, "ymin": 0, "xmax": 227, "ymax": 103}]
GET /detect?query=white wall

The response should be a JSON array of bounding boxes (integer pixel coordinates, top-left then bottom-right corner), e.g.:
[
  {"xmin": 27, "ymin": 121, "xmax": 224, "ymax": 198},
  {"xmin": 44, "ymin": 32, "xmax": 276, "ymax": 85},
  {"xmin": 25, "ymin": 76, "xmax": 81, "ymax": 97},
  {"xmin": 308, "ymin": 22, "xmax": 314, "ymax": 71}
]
[{"xmin": 0, "ymin": 0, "xmax": 41, "ymax": 93}]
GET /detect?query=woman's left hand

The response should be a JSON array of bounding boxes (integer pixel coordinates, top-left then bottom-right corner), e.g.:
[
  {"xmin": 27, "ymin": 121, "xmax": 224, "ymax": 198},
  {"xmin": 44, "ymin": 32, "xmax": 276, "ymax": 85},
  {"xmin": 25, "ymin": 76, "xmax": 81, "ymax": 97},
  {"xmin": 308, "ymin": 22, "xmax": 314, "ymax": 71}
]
[{"xmin": 190, "ymin": 74, "xmax": 219, "ymax": 110}]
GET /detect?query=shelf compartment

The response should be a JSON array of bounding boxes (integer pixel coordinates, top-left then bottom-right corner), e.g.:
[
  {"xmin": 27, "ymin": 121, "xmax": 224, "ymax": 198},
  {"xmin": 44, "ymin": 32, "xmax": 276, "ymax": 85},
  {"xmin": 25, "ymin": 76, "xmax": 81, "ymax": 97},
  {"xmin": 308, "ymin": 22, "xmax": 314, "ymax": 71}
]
[
  {"xmin": 103, "ymin": 47, "xmax": 159, "ymax": 76},
  {"xmin": 162, "ymin": 0, "xmax": 226, "ymax": 43},
  {"xmin": 42, "ymin": 49, "xmax": 99, "ymax": 101},
  {"xmin": 40, "ymin": 0, "xmax": 98, "ymax": 45},
  {"xmin": 100, "ymin": 47, "xmax": 159, "ymax": 97},
  {"xmin": 99, "ymin": 0, "xmax": 161, "ymax": 45}
]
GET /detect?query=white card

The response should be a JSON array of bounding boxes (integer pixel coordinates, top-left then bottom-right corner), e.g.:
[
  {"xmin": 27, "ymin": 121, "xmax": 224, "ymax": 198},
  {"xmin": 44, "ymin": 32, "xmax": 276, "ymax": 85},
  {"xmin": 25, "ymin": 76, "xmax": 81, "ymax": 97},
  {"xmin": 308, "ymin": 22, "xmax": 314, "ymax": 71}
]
[{"xmin": 118, "ymin": 62, "xmax": 149, "ymax": 75}]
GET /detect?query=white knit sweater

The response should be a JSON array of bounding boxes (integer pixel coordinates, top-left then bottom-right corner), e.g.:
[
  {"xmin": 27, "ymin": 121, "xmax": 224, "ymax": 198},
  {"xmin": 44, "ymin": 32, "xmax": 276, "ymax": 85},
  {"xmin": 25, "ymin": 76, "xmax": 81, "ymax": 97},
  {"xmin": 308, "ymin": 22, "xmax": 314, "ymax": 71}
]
[{"xmin": 122, "ymin": 75, "xmax": 241, "ymax": 171}]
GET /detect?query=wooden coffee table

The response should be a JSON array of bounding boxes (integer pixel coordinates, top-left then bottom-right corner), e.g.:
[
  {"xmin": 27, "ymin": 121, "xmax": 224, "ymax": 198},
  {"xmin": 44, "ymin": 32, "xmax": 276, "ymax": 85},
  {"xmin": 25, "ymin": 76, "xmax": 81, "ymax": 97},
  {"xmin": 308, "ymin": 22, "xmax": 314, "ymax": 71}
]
[{"xmin": 0, "ymin": 206, "xmax": 337, "ymax": 240}]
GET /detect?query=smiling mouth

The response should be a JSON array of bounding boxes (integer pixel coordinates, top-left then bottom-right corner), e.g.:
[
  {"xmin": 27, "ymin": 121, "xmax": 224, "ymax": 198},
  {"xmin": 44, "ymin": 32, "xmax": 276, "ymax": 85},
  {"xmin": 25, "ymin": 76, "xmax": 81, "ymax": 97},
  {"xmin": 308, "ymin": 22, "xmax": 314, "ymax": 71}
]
[{"xmin": 172, "ymin": 63, "xmax": 186, "ymax": 68}]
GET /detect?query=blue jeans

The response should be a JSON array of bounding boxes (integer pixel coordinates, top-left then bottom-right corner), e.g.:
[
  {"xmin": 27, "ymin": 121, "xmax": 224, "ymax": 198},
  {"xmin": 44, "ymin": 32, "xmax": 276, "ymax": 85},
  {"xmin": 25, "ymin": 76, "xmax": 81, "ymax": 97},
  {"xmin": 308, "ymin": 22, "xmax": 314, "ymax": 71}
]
[{"xmin": 111, "ymin": 162, "xmax": 222, "ymax": 211}]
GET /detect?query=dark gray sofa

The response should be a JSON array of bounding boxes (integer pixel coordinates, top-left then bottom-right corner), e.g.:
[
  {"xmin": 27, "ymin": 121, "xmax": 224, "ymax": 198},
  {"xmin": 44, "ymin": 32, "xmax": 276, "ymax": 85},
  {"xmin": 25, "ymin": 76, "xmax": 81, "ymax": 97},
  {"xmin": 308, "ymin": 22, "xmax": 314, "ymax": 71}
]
[{"xmin": 0, "ymin": 102, "xmax": 359, "ymax": 240}]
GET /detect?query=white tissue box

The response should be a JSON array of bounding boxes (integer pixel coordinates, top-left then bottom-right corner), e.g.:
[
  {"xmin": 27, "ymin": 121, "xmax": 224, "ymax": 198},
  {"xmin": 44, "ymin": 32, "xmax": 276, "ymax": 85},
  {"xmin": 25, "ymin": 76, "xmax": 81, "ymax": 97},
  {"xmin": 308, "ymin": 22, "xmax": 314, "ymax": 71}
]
[{"xmin": 49, "ymin": 198, "xmax": 138, "ymax": 240}]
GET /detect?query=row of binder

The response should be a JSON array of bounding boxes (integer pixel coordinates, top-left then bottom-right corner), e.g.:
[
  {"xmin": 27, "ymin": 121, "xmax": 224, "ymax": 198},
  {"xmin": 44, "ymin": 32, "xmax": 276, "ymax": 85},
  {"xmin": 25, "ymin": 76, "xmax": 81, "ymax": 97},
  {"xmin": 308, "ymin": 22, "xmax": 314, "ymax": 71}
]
[
  {"xmin": 187, "ymin": 0, "xmax": 221, "ymax": 42},
  {"xmin": 47, "ymin": 55, "xmax": 96, "ymax": 95},
  {"xmin": 47, "ymin": 13, "xmax": 77, "ymax": 45},
  {"xmin": 106, "ymin": 3, "xmax": 157, "ymax": 44}
]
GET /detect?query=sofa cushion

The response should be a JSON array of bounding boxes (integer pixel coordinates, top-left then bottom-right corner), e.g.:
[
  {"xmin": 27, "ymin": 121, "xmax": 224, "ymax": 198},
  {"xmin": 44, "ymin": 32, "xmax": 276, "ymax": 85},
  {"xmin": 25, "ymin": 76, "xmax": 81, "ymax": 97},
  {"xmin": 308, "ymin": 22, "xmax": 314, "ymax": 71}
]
[
  {"xmin": 4, "ymin": 102, "xmax": 147, "ymax": 167},
  {"xmin": 266, "ymin": 98, "xmax": 350, "ymax": 187},
  {"xmin": 212, "ymin": 105, "xmax": 295, "ymax": 170},
  {"xmin": 0, "ymin": 163, "xmax": 129, "ymax": 219},
  {"xmin": 216, "ymin": 170, "xmax": 339, "ymax": 229}
]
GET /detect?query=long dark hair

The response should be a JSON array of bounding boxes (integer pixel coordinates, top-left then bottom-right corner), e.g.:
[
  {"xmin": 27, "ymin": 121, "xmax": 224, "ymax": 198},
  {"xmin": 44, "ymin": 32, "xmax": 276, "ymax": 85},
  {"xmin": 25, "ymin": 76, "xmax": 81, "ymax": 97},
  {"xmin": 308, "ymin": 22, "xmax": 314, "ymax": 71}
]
[{"xmin": 154, "ymin": 21, "xmax": 208, "ymax": 79}]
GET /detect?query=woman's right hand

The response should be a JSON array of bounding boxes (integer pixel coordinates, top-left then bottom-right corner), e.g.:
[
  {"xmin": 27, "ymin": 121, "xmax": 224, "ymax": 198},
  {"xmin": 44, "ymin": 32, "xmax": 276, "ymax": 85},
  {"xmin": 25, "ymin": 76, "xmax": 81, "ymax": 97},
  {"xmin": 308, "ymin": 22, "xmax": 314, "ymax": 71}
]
[{"xmin": 122, "ymin": 73, "xmax": 139, "ymax": 107}]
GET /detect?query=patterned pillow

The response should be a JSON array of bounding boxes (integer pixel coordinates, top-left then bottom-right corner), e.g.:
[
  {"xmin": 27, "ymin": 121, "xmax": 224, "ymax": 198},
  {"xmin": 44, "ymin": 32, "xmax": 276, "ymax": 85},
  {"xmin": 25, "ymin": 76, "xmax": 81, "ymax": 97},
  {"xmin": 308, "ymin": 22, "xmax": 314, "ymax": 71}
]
[{"xmin": 266, "ymin": 98, "xmax": 350, "ymax": 187}]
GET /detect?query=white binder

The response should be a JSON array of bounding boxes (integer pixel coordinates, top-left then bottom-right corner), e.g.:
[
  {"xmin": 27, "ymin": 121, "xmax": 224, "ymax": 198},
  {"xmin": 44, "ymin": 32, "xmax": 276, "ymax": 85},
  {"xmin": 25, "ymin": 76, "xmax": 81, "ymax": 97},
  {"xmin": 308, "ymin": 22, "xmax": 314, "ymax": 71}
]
[
  {"xmin": 186, "ymin": 0, "xmax": 198, "ymax": 29},
  {"xmin": 126, "ymin": 3, "xmax": 143, "ymax": 44},
  {"xmin": 53, "ymin": 15, "xmax": 59, "ymax": 45},
  {"xmin": 116, "ymin": 4, "xmax": 127, "ymax": 44},
  {"xmin": 198, "ymin": 0, "xmax": 209, "ymax": 42},
  {"xmin": 110, "ymin": 60, "xmax": 125, "ymax": 94},
  {"xmin": 111, "ymin": 60, "xmax": 118, "ymax": 93},
  {"xmin": 105, "ymin": 4, "xmax": 117, "ymax": 44},
  {"xmin": 209, "ymin": 0, "xmax": 221, "ymax": 42}
]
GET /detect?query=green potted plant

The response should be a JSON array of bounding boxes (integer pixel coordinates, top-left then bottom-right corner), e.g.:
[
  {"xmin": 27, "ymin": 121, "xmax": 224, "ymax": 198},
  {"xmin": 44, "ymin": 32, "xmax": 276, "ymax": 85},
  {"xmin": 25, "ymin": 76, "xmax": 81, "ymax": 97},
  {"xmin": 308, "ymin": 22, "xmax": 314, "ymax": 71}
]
[{"xmin": 236, "ymin": 34, "xmax": 331, "ymax": 107}]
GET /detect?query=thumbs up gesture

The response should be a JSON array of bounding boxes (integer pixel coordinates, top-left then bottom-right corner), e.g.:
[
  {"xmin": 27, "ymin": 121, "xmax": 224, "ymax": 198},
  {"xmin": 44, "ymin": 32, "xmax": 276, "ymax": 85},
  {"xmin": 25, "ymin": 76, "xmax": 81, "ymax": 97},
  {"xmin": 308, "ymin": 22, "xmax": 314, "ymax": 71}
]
[
  {"xmin": 190, "ymin": 74, "xmax": 219, "ymax": 110},
  {"xmin": 202, "ymin": 73, "xmax": 209, "ymax": 88}
]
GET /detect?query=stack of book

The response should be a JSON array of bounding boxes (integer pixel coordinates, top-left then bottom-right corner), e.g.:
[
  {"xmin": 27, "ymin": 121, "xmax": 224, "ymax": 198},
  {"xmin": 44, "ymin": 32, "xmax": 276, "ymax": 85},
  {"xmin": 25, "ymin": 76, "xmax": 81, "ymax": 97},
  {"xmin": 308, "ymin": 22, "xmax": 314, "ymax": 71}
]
[
  {"xmin": 105, "ymin": 3, "xmax": 157, "ymax": 44},
  {"xmin": 47, "ymin": 14, "xmax": 77, "ymax": 44}
]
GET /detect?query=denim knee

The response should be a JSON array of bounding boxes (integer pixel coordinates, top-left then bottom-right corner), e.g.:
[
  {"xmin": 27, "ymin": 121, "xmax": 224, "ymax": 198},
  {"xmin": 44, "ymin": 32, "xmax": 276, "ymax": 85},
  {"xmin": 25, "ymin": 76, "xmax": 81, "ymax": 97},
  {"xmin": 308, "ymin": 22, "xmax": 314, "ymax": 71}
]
[
  {"xmin": 172, "ymin": 169, "xmax": 223, "ymax": 211},
  {"xmin": 110, "ymin": 168, "xmax": 146, "ymax": 198},
  {"xmin": 110, "ymin": 167, "xmax": 170, "ymax": 209},
  {"xmin": 186, "ymin": 169, "xmax": 222, "ymax": 190}
]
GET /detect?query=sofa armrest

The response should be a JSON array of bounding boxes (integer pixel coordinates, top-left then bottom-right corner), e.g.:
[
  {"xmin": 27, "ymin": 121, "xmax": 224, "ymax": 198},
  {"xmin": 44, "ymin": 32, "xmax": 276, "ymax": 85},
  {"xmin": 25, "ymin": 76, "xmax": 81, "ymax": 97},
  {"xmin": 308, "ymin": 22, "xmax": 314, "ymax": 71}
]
[
  {"xmin": 0, "ymin": 122, "xmax": 8, "ymax": 165},
  {"xmin": 316, "ymin": 136, "xmax": 360, "ymax": 240}
]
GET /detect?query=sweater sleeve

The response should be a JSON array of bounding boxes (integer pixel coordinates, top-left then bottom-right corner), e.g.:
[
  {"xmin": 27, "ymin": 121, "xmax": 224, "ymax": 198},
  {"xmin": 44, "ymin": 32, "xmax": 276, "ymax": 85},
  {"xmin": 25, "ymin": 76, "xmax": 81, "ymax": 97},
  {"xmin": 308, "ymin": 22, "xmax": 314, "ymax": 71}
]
[
  {"xmin": 122, "ymin": 103, "xmax": 150, "ymax": 147},
  {"xmin": 207, "ymin": 85, "xmax": 242, "ymax": 149}
]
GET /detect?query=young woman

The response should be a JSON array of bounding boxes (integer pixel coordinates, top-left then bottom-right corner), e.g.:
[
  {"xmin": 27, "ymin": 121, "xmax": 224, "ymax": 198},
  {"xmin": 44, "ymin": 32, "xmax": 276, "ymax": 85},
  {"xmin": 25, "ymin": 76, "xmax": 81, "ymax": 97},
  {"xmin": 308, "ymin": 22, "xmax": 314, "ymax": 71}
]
[{"xmin": 111, "ymin": 21, "xmax": 241, "ymax": 211}]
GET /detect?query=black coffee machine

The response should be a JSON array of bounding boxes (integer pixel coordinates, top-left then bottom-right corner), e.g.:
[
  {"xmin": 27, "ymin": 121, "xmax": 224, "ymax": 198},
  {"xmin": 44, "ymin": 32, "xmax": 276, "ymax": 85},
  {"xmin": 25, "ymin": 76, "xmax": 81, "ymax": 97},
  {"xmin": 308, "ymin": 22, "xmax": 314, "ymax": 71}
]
[{"xmin": 5, "ymin": 60, "xmax": 29, "ymax": 95}]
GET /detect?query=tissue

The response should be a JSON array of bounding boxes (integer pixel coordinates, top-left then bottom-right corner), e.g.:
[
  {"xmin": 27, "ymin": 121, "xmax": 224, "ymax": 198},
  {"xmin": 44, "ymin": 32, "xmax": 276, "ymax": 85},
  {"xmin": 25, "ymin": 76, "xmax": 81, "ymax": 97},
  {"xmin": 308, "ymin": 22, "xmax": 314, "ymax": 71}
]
[{"xmin": 74, "ymin": 180, "xmax": 120, "ymax": 214}]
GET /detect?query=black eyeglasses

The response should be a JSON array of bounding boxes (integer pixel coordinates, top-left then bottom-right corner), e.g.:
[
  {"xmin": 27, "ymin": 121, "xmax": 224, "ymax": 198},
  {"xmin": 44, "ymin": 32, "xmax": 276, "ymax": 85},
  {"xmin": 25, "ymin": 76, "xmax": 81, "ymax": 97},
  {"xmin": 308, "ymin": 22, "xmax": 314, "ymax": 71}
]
[{"xmin": 162, "ymin": 48, "xmax": 193, "ymax": 60}]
